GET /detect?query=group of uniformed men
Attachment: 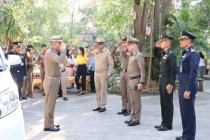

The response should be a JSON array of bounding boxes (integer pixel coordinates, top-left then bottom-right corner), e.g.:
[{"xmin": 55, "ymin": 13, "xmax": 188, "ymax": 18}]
[
  {"xmin": 42, "ymin": 30, "xmax": 199, "ymax": 140},
  {"xmin": 4, "ymin": 42, "xmax": 47, "ymax": 100}
]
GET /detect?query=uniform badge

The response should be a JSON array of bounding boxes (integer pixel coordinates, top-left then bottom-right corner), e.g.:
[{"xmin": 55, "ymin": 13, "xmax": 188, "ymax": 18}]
[
  {"xmin": 182, "ymin": 54, "xmax": 186, "ymax": 58},
  {"xmin": 191, "ymin": 49, "xmax": 195, "ymax": 52},
  {"xmin": 17, "ymin": 70, "xmax": 20, "ymax": 73}
]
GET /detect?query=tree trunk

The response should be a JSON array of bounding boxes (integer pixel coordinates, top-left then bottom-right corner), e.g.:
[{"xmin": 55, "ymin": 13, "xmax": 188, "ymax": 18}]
[
  {"xmin": 5, "ymin": 32, "xmax": 11, "ymax": 46},
  {"xmin": 146, "ymin": 0, "xmax": 155, "ymax": 89},
  {"xmin": 139, "ymin": 2, "xmax": 148, "ymax": 50},
  {"xmin": 160, "ymin": 0, "xmax": 172, "ymax": 32},
  {"xmin": 153, "ymin": 0, "xmax": 160, "ymax": 35},
  {"xmin": 133, "ymin": 0, "xmax": 142, "ymax": 48}
]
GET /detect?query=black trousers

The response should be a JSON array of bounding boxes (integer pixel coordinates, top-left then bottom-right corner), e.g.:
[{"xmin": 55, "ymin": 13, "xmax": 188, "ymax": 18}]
[
  {"xmin": 75, "ymin": 65, "xmax": 87, "ymax": 91},
  {"xmin": 89, "ymin": 70, "xmax": 95, "ymax": 90},
  {"xmin": 13, "ymin": 79, "xmax": 23, "ymax": 99},
  {"xmin": 58, "ymin": 82, "xmax": 62, "ymax": 97},
  {"xmin": 159, "ymin": 77, "xmax": 174, "ymax": 129}
]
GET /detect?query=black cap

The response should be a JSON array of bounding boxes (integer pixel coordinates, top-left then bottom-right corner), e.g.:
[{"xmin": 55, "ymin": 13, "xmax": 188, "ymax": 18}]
[
  {"xmin": 161, "ymin": 33, "xmax": 174, "ymax": 40},
  {"xmin": 12, "ymin": 42, "xmax": 19, "ymax": 45},
  {"xmin": 27, "ymin": 45, "xmax": 34, "ymax": 49},
  {"xmin": 179, "ymin": 31, "xmax": 197, "ymax": 40}
]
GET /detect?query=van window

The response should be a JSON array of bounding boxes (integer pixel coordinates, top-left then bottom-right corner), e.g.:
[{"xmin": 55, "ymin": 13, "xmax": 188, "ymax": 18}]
[{"xmin": 0, "ymin": 52, "xmax": 7, "ymax": 72}]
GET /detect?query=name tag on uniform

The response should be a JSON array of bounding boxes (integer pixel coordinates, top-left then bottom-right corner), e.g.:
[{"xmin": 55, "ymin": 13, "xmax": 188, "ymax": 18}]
[{"xmin": 17, "ymin": 70, "xmax": 20, "ymax": 73}]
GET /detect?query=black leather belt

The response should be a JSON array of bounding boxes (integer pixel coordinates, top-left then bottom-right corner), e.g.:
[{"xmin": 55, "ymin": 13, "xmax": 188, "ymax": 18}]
[
  {"xmin": 61, "ymin": 69, "xmax": 66, "ymax": 72},
  {"xmin": 129, "ymin": 75, "xmax": 141, "ymax": 80},
  {"xmin": 121, "ymin": 69, "xmax": 127, "ymax": 72}
]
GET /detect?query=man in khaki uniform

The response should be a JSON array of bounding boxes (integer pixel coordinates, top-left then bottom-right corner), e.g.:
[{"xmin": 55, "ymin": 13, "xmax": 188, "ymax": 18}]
[
  {"xmin": 86, "ymin": 38, "xmax": 114, "ymax": 112},
  {"xmin": 60, "ymin": 55, "xmax": 76, "ymax": 100},
  {"xmin": 124, "ymin": 36, "xmax": 145, "ymax": 126},
  {"xmin": 37, "ymin": 44, "xmax": 47, "ymax": 96},
  {"xmin": 22, "ymin": 45, "xmax": 35, "ymax": 98},
  {"xmin": 43, "ymin": 35, "xmax": 66, "ymax": 131},
  {"xmin": 111, "ymin": 36, "xmax": 131, "ymax": 116}
]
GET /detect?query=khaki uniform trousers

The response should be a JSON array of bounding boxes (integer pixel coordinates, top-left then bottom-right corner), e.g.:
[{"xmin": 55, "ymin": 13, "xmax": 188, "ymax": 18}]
[
  {"xmin": 120, "ymin": 71, "xmax": 131, "ymax": 110},
  {"xmin": 40, "ymin": 66, "xmax": 45, "ymax": 90},
  {"xmin": 128, "ymin": 78, "xmax": 141, "ymax": 122},
  {"xmin": 94, "ymin": 71, "xmax": 108, "ymax": 108},
  {"xmin": 66, "ymin": 67, "xmax": 73, "ymax": 77},
  {"xmin": 43, "ymin": 78, "xmax": 60, "ymax": 128},
  {"xmin": 22, "ymin": 68, "xmax": 33, "ymax": 97},
  {"xmin": 21, "ymin": 76, "xmax": 27, "ymax": 97},
  {"xmin": 60, "ymin": 71, "xmax": 67, "ymax": 97},
  {"xmin": 66, "ymin": 67, "xmax": 73, "ymax": 88}
]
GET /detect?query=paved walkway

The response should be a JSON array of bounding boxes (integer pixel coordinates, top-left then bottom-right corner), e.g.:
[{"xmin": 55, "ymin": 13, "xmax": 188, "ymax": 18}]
[{"xmin": 22, "ymin": 81, "xmax": 210, "ymax": 140}]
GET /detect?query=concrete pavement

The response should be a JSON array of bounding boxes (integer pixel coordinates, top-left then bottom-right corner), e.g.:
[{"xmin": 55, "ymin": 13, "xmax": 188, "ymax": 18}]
[{"xmin": 22, "ymin": 81, "xmax": 210, "ymax": 140}]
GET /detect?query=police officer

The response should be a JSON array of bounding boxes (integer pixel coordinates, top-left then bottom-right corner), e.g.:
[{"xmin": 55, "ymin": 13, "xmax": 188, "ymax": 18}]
[
  {"xmin": 43, "ymin": 35, "xmax": 66, "ymax": 131},
  {"xmin": 5, "ymin": 42, "xmax": 24, "ymax": 99},
  {"xmin": 124, "ymin": 36, "xmax": 145, "ymax": 126},
  {"xmin": 22, "ymin": 45, "xmax": 35, "ymax": 98},
  {"xmin": 111, "ymin": 36, "xmax": 131, "ymax": 116},
  {"xmin": 176, "ymin": 31, "xmax": 200, "ymax": 140},
  {"xmin": 87, "ymin": 38, "xmax": 114, "ymax": 113},
  {"xmin": 37, "ymin": 44, "xmax": 47, "ymax": 96},
  {"xmin": 19, "ymin": 42, "xmax": 27, "ymax": 100},
  {"xmin": 154, "ymin": 33, "xmax": 177, "ymax": 131}
]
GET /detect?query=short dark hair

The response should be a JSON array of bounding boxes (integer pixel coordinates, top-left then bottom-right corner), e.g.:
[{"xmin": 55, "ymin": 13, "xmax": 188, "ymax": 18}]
[
  {"xmin": 41, "ymin": 44, "xmax": 47, "ymax": 48},
  {"xmin": 27, "ymin": 45, "xmax": 34, "ymax": 49}
]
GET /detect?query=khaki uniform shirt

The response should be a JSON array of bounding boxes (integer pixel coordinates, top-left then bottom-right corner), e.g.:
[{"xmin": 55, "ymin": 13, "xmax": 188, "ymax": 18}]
[
  {"xmin": 86, "ymin": 48, "xmax": 114, "ymax": 76},
  {"xmin": 44, "ymin": 48, "xmax": 66, "ymax": 78},
  {"xmin": 111, "ymin": 47, "xmax": 129, "ymax": 70},
  {"xmin": 127, "ymin": 50, "xmax": 145, "ymax": 83},
  {"xmin": 26, "ymin": 52, "xmax": 34, "ymax": 68},
  {"xmin": 37, "ymin": 52, "xmax": 45, "ymax": 67}
]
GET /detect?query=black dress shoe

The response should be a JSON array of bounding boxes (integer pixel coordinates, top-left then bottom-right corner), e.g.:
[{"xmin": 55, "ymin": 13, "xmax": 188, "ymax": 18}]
[
  {"xmin": 77, "ymin": 92, "xmax": 85, "ymax": 96},
  {"xmin": 54, "ymin": 125, "xmax": 60, "ymax": 128},
  {"xmin": 127, "ymin": 121, "xmax": 140, "ymax": 126},
  {"xmin": 154, "ymin": 125, "xmax": 162, "ymax": 129},
  {"xmin": 21, "ymin": 96, "xmax": 28, "ymax": 100},
  {"xmin": 44, "ymin": 127, "xmax": 60, "ymax": 131},
  {"xmin": 158, "ymin": 126, "xmax": 172, "ymax": 131},
  {"xmin": 124, "ymin": 120, "xmax": 132, "ymax": 124},
  {"xmin": 123, "ymin": 110, "xmax": 131, "ymax": 116},
  {"xmin": 176, "ymin": 136, "xmax": 186, "ymax": 140},
  {"xmin": 93, "ymin": 107, "xmax": 101, "ymax": 111},
  {"xmin": 117, "ymin": 109, "xmax": 126, "ymax": 115},
  {"xmin": 98, "ymin": 108, "xmax": 106, "ymax": 112},
  {"xmin": 63, "ymin": 97, "xmax": 68, "ymax": 101},
  {"xmin": 77, "ymin": 90, "xmax": 81, "ymax": 94}
]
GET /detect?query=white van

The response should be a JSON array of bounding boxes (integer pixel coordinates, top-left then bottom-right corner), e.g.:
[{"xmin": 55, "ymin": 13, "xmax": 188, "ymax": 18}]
[{"xmin": 0, "ymin": 47, "xmax": 25, "ymax": 140}]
